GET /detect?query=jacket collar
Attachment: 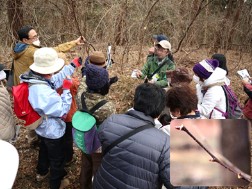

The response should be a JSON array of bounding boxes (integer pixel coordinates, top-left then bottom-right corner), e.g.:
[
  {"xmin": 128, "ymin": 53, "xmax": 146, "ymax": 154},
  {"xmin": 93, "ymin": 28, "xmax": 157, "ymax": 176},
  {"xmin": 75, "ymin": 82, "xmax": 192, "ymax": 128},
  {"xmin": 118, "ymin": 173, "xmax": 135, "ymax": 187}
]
[
  {"xmin": 126, "ymin": 109, "xmax": 155, "ymax": 126},
  {"xmin": 20, "ymin": 71, "xmax": 55, "ymax": 89},
  {"xmin": 202, "ymin": 67, "xmax": 226, "ymax": 87}
]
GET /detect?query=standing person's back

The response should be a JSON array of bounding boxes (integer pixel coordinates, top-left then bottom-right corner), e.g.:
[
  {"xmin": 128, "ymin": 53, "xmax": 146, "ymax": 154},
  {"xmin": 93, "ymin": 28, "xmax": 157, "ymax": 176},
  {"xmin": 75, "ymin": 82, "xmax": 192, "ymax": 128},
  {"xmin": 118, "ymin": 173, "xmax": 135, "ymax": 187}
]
[
  {"xmin": 93, "ymin": 83, "xmax": 169, "ymax": 189},
  {"xmin": 78, "ymin": 61, "xmax": 116, "ymax": 189}
]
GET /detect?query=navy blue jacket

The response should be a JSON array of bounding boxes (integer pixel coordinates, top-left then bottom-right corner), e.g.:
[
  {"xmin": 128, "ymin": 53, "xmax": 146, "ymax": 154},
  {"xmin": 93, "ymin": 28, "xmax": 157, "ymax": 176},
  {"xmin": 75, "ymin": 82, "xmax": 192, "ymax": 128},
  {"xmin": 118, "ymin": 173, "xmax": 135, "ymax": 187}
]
[{"xmin": 93, "ymin": 109, "xmax": 170, "ymax": 189}]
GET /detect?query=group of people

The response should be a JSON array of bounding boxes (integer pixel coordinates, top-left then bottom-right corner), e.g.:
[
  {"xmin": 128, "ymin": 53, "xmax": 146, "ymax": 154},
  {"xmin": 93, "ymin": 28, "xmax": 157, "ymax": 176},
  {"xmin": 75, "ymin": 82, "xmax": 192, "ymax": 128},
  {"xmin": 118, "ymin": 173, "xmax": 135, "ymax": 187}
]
[
  {"xmin": 135, "ymin": 35, "xmax": 251, "ymax": 121},
  {"xmin": 0, "ymin": 26, "xmax": 251, "ymax": 189}
]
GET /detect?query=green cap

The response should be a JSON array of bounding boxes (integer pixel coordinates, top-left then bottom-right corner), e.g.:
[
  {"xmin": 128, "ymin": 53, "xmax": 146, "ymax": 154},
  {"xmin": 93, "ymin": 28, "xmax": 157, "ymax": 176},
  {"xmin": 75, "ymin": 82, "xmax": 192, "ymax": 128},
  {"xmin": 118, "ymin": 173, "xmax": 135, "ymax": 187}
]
[{"xmin": 72, "ymin": 111, "xmax": 96, "ymax": 132}]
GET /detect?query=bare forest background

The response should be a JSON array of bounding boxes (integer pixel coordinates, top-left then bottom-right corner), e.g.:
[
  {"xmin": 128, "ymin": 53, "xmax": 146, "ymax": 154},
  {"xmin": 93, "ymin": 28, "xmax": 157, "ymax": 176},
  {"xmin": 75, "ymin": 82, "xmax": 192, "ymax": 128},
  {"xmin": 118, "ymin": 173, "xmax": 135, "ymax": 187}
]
[
  {"xmin": 3, "ymin": 0, "xmax": 252, "ymax": 62},
  {"xmin": 4, "ymin": 0, "xmax": 252, "ymax": 188}
]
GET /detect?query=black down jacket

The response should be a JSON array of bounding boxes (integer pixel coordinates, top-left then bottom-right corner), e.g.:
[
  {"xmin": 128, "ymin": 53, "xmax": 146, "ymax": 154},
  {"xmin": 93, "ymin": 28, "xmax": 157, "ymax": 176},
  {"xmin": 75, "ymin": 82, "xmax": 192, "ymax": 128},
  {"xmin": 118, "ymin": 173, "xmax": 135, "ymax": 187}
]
[{"xmin": 93, "ymin": 110, "xmax": 170, "ymax": 189}]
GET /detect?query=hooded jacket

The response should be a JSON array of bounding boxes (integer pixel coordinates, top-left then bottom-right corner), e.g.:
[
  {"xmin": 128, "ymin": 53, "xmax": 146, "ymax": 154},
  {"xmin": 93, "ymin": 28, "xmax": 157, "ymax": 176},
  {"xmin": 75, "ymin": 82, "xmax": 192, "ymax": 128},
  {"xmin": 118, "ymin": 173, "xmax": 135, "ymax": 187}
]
[
  {"xmin": 13, "ymin": 41, "xmax": 78, "ymax": 86},
  {"xmin": 197, "ymin": 68, "xmax": 227, "ymax": 119},
  {"xmin": 20, "ymin": 65, "xmax": 75, "ymax": 139}
]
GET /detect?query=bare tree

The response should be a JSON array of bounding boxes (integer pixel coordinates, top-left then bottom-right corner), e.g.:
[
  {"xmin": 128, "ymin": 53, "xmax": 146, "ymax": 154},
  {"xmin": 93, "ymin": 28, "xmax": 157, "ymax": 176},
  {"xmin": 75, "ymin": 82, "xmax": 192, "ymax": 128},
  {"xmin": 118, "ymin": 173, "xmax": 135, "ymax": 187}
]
[
  {"xmin": 137, "ymin": 0, "xmax": 160, "ymax": 64},
  {"xmin": 220, "ymin": 119, "xmax": 251, "ymax": 185},
  {"xmin": 7, "ymin": 0, "xmax": 24, "ymax": 44},
  {"xmin": 114, "ymin": 0, "xmax": 127, "ymax": 46}
]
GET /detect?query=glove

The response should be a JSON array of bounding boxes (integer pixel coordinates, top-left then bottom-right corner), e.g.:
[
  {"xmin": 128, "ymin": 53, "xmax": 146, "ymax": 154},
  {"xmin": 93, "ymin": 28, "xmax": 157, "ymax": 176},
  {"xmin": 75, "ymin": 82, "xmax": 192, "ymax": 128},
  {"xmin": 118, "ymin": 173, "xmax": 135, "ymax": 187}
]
[
  {"xmin": 71, "ymin": 57, "xmax": 82, "ymax": 67},
  {"xmin": 109, "ymin": 76, "xmax": 118, "ymax": 85},
  {"xmin": 63, "ymin": 79, "xmax": 72, "ymax": 90}
]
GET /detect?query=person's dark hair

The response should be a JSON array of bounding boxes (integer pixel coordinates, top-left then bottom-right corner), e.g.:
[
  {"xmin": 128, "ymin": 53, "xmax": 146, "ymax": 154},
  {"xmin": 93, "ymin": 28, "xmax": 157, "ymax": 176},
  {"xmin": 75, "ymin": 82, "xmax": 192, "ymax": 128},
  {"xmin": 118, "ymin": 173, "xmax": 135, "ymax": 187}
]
[
  {"xmin": 158, "ymin": 113, "xmax": 172, "ymax": 126},
  {"xmin": 211, "ymin": 54, "xmax": 228, "ymax": 75},
  {"xmin": 166, "ymin": 85, "xmax": 197, "ymax": 116},
  {"xmin": 134, "ymin": 83, "xmax": 165, "ymax": 118},
  {"xmin": 18, "ymin": 25, "xmax": 34, "ymax": 41},
  {"xmin": 166, "ymin": 68, "xmax": 192, "ymax": 87}
]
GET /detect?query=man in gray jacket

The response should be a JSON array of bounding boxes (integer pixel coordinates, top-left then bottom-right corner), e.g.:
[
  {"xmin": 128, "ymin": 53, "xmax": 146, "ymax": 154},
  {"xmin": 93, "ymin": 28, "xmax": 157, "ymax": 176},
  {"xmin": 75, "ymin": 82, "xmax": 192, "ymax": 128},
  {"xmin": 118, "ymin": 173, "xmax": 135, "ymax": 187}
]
[{"xmin": 93, "ymin": 83, "xmax": 169, "ymax": 189}]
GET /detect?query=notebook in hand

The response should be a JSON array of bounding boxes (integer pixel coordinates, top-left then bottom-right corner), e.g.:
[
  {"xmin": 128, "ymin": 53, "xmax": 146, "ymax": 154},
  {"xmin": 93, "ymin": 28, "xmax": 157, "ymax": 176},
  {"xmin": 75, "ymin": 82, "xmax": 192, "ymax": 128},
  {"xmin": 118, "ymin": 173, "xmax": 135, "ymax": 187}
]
[{"xmin": 237, "ymin": 69, "xmax": 250, "ymax": 79}]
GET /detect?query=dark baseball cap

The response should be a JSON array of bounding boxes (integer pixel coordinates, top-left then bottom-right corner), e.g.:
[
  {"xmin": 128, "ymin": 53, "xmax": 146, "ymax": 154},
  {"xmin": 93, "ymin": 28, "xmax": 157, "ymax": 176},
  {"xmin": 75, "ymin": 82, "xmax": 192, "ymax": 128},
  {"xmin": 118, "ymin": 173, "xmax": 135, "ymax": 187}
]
[{"xmin": 153, "ymin": 34, "xmax": 169, "ymax": 42}]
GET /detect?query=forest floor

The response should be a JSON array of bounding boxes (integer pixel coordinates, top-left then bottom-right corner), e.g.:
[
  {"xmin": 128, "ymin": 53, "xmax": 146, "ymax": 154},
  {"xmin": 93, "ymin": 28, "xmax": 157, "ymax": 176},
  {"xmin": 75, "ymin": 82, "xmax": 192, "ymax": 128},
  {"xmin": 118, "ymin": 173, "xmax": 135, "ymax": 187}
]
[{"xmin": 9, "ymin": 45, "xmax": 252, "ymax": 188}]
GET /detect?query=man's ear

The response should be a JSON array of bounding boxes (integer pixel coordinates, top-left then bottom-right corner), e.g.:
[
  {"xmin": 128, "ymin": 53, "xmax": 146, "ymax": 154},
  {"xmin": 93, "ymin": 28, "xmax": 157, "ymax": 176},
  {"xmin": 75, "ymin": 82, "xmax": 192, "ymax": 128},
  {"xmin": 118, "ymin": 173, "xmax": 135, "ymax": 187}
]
[{"xmin": 22, "ymin": 38, "xmax": 30, "ymax": 44}]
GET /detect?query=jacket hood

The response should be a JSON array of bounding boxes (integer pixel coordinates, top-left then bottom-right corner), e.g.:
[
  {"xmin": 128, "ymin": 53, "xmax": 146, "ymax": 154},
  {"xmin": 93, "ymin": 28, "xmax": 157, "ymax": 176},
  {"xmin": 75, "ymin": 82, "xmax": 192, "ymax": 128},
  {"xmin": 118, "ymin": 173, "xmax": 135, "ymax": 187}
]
[
  {"xmin": 14, "ymin": 42, "xmax": 29, "ymax": 53},
  {"xmin": 13, "ymin": 42, "xmax": 29, "ymax": 59},
  {"xmin": 20, "ymin": 71, "xmax": 48, "ymax": 85},
  {"xmin": 203, "ymin": 67, "xmax": 226, "ymax": 87}
]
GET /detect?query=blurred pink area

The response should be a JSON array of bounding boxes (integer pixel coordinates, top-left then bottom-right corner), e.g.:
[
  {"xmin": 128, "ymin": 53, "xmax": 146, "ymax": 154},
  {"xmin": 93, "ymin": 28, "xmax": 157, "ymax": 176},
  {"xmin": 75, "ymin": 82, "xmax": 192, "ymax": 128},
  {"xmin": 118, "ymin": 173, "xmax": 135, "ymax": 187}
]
[{"xmin": 170, "ymin": 119, "xmax": 250, "ymax": 186}]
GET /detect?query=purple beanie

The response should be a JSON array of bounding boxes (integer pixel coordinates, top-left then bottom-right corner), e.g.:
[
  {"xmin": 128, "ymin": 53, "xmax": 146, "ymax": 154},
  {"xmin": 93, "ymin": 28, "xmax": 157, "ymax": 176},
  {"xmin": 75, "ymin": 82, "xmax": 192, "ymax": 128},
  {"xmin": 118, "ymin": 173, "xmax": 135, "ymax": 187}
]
[
  {"xmin": 193, "ymin": 59, "xmax": 219, "ymax": 79},
  {"xmin": 86, "ymin": 63, "xmax": 109, "ymax": 90}
]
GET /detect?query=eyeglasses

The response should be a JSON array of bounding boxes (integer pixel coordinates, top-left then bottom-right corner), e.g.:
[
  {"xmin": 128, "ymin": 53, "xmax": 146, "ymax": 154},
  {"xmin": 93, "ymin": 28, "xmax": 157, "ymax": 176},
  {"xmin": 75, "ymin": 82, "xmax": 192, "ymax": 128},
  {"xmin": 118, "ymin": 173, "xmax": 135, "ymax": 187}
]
[{"xmin": 28, "ymin": 35, "xmax": 39, "ymax": 40}]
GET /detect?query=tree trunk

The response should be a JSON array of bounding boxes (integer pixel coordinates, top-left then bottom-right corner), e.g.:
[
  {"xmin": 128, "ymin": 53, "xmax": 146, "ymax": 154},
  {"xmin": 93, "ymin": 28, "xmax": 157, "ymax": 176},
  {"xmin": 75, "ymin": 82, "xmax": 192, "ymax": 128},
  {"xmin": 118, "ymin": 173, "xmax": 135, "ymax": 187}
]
[
  {"xmin": 227, "ymin": 0, "xmax": 245, "ymax": 47},
  {"xmin": 210, "ymin": 0, "xmax": 236, "ymax": 53},
  {"xmin": 7, "ymin": 0, "xmax": 24, "ymax": 44},
  {"xmin": 203, "ymin": 0, "xmax": 209, "ymax": 44},
  {"xmin": 114, "ymin": 0, "xmax": 128, "ymax": 46},
  {"xmin": 137, "ymin": 0, "xmax": 160, "ymax": 64},
  {"xmin": 220, "ymin": 119, "xmax": 250, "ymax": 186}
]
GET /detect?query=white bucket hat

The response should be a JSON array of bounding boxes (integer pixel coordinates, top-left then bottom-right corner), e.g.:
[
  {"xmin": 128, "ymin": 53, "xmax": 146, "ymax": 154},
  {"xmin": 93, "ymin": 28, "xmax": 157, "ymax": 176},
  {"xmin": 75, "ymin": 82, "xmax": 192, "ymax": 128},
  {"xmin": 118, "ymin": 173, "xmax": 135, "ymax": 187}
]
[
  {"xmin": 29, "ymin": 47, "xmax": 64, "ymax": 74},
  {"xmin": 157, "ymin": 40, "xmax": 172, "ymax": 52}
]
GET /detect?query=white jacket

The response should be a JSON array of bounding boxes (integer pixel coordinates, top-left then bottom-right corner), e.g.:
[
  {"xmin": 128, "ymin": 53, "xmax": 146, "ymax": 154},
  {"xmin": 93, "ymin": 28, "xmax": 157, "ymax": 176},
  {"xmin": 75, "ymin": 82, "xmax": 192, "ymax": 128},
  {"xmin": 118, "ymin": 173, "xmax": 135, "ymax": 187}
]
[
  {"xmin": 197, "ymin": 68, "xmax": 227, "ymax": 119},
  {"xmin": 155, "ymin": 119, "xmax": 170, "ymax": 135}
]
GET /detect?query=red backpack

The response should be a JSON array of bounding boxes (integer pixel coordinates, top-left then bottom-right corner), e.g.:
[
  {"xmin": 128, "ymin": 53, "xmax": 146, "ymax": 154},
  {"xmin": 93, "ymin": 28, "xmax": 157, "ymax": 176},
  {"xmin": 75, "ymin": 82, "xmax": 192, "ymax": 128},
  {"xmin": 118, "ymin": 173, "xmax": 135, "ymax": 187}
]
[{"xmin": 13, "ymin": 82, "xmax": 43, "ymax": 129}]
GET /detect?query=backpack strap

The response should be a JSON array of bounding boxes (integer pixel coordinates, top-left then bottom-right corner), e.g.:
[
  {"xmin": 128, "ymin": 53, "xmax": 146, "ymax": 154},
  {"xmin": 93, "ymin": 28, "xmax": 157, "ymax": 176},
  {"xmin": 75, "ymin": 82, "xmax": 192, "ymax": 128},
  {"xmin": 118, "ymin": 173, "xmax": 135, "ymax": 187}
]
[
  {"xmin": 210, "ymin": 107, "xmax": 227, "ymax": 119},
  {"xmin": 209, "ymin": 85, "xmax": 228, "ymax": 119},
  {"xmin": 221, "ymin": 85, "xmax": 229, "ymax": 117},
  {"xmin": 81, "ymin": 92, "xmax": 89, "ymax": 111},
  {"xmin": 144, "ymin": 57, "xmax": 169, "ymax": 82},
  {"xmin": 80, "ymin": 92, "xmax": 108, "ymax": 114},
  {"xmin": 89, "ymin": 100, "xmax": 108, "ymax": 114},
  {"xmin": 103, "ymin": 124, "xmax": 153, "ymax": 156}
]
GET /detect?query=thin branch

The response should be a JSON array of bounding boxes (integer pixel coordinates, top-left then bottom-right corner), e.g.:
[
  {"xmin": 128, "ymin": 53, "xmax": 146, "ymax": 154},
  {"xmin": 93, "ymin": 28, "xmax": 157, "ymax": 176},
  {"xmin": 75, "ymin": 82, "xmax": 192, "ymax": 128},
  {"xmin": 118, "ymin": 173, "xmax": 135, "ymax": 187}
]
[
  {"xmin": 68, "ymin": 0, "xmax": 96, "ymax": 51},
  {"xmin": 175, "ymin": 125, "xmax": 252, "ymax": 182},
  {"xmin": 91, "ymin": 5, "xmax": 115, "ymax": 41},
  {"xmin": 137, "ymin": 0, "xmax": 160, "ymax": 65},
  {"xmin": 173, "ymin": 0, "xmax": 214, "ymax": 54}
]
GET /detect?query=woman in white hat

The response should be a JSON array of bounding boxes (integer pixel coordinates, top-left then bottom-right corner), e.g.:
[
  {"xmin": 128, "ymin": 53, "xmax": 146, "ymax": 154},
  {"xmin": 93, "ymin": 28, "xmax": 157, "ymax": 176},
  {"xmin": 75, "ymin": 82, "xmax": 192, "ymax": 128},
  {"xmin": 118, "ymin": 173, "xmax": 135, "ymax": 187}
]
[{"xmin": 20, "ymin": 47, "xmax": 82, "ymax": 189}]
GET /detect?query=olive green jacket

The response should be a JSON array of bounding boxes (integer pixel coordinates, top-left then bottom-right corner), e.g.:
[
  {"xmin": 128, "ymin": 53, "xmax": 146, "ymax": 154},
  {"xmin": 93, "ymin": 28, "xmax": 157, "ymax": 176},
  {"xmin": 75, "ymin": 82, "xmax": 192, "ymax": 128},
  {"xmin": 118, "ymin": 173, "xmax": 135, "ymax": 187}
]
[{"xmin": 141, "ymin": 55, "xmax": 175, "ymax": 88}]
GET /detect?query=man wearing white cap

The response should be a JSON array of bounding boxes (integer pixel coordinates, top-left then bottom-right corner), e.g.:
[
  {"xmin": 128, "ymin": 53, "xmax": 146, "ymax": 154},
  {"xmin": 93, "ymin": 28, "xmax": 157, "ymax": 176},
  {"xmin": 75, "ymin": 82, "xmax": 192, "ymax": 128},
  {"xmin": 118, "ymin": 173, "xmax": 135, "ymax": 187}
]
[
  {"xmin": 136, "ymin": 40, "xmax": 175, "ymax": 88},
  {"xmin": 20, "ymin": 47, "xmax": 82, "ymax": 189}
]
